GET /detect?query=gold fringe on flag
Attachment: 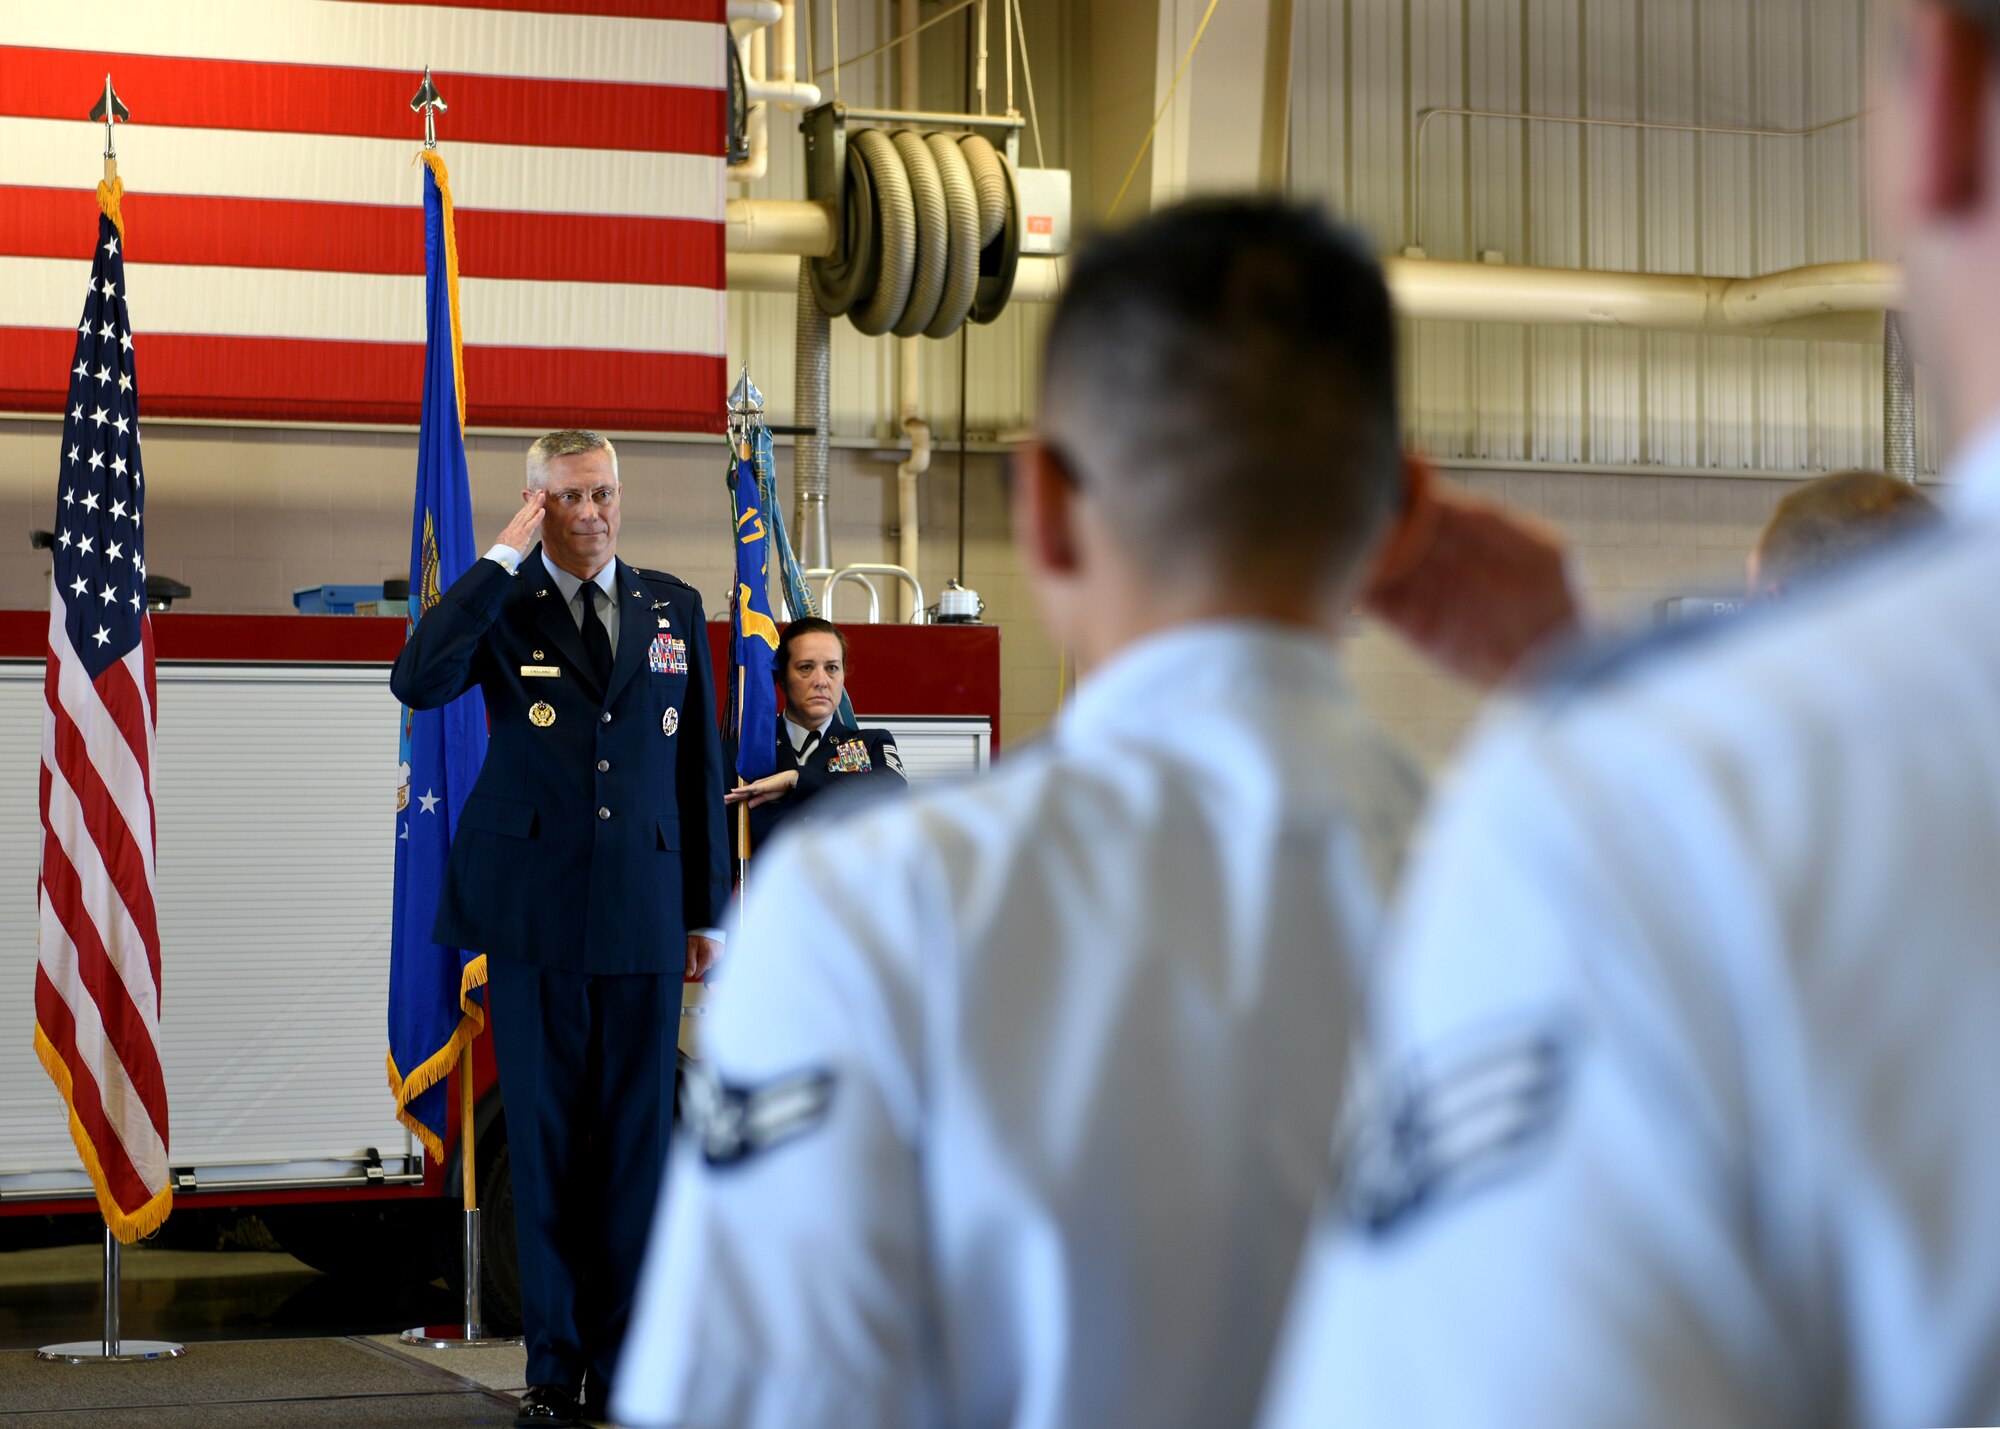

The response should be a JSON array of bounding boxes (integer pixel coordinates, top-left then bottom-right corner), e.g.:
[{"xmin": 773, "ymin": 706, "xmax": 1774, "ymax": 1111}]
[
  {"xmin": 416, "ymin": 150, "xmax": 468, "ymax": 437},
  {"xmin": 33, "ymin": 1025, "xmax": 171, "ymax": 1244},
  {"xmin": 386, "ymin": 955, "xmax": 489, "ymax": 1164}
]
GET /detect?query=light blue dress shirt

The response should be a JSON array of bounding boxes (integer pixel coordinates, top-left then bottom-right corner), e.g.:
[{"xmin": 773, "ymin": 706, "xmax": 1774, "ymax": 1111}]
[
  {"xmin": 613, "ymin": 621, "xmax": 1427, "ymax": 1429},
  {"xmin": 1262, "ymin": 425, "xmax": 2000, "ymax": 1429}
]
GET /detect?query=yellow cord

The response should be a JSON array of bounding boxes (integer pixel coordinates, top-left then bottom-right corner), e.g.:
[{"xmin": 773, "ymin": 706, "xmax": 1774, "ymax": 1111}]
[{"xmin": 1106, "ymin": 0, "xmax": 1227, "ymax": 222}]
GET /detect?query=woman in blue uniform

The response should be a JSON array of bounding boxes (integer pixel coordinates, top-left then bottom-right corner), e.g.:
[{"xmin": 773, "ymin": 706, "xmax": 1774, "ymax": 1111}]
[{"xmin": 726, "ymin": 616, "xmax": 906, "ymax": 848}]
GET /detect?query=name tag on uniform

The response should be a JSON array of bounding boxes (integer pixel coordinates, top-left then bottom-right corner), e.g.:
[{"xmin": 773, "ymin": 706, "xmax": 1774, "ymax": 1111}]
[
  {"xmin": 520, "ymin": 664, "xmax": 562, "ymax": 678},
  {"xmin": 649, "ymin": 633, "xmax": 689, "ymax": 675}
]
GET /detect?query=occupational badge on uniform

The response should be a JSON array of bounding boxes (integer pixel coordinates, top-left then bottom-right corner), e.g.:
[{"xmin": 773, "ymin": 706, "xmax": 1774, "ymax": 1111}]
[
  {"xmin": 680, "ymin": 1062, "xmax": 837, "ymax": 1169},
  {"xmin": 828, "ymin": 738, "xmax": 873, "ymax": 773},
  {"xmin": 662, "ymin": 707, "xmax": 680, "ymax": 736},
  {"xmin": 1338, "ymin": 1018, "xmax": 1578, "ymax": 1240},
  {"xmin": 649, "ymin": 632, "xmax": 689, "ymax": 675},
  {"xmin": 529, "ymin": 701, "xmax": 556, "ymax": 728}
]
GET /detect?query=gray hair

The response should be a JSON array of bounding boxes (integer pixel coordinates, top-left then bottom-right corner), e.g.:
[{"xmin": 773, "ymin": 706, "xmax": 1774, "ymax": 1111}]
[{"xmin": 525, "ymin": 430, "xmax": 619, "ymax": 490}]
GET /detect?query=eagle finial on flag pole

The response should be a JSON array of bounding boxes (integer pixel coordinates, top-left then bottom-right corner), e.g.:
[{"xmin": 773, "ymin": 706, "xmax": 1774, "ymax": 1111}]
[
  {"xmin": 411, "ymin": 66, "xmax": 447, "ymax": 150},
  {"xmin": 88, "ymin": 74, "xmax": 129, "ymax": 182}
]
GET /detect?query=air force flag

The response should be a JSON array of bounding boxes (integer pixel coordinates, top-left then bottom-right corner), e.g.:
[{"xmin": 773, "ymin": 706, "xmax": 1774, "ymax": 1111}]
[{"xmin": 388, "ymin": 153, "xmax": 489, "ymax": 1161}]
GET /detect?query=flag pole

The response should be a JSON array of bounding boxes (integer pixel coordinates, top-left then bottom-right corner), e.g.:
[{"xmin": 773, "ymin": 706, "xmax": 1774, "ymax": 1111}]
[
  {"xmin": 728, "ymin": 371, "xmax": 758, "ymax": 880},
  {"xmin": 38, "ymin": 1226, "xmax": 186, "ymax": 1364},
  {"xmin": 395, "ymin": 66, "xmax": 514, "ymax": 1351},
  {"xmin": 400, "ymin": 1047, "xmax": 516, "ymax": 1348}
]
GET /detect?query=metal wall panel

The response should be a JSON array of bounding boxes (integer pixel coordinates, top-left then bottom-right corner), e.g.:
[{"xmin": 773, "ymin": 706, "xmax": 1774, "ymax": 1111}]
[{"xmin": 1294, "ymin": 0, "xmax": 1918, "ymax": 475}]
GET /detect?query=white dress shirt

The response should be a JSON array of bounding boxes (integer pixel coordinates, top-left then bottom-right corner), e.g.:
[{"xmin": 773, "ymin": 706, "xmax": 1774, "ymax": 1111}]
[
  {"xmin": 1262, "ymin": 425, "xmax": 2000, "ymax": 1429},
  {"xmin": 612, "ymin": 621, "xmax": 1427, "ymax": 1429},
  {"xmin": 782, "ymin": 712, "xmax": 832, "ymax": 761},
  {"xmin": 485, "ymin": 543, "xmax": 619, "ymax": 649}
]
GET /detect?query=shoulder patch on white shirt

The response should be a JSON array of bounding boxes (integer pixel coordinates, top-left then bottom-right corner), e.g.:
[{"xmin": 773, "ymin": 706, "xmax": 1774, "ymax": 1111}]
[
  {"xmin": 682, "ymin": 1062, "xmax": 837, "ymax": 1168},
  {"xmin": 1339, "ymin": 1020, "xmax": 1578, "ymax": 1238}
]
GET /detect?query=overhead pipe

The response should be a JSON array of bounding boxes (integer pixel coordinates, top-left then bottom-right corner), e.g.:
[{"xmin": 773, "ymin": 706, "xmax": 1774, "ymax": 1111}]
[
  {"xmin": 729, "ymin": 0, "xmax": 820, "ymax": 184},
  {"xmin": 732, "ymin": 241, "xmax": 1883, "ymax": 338},
  {"xmin": 727, "ymin": 198, "xmax": 836, "ymax": 255},
  {"xmin": 895, "ymin": 0, "xmax": 930, "ymax": 622},
  {"xmin": 1380, "ymin": 256, "xmax": 1900, "ymax": 341}
]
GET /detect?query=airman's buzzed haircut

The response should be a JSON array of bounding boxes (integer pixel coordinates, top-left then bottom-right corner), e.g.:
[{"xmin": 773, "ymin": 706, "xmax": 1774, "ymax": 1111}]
[
  {"xmin": 526, "ymin": 429, "xmax": 620, "ymax": 490},
  {"xmin": 1039, "ymin": 198, "xmax": 1403, "ymax": 597},
  {"xmin": 1755, "ymin": 470, "xmax": 1941, "ymax": 587}
]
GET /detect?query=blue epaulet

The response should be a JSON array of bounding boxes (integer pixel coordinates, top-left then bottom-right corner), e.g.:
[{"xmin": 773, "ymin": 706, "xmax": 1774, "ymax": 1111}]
[
  {"xmin": 633, "ymin": 566, "xmax": 695, "ymax": 591},
  {"xmin": 1529, "ymin": 601, "xmax": 1758, "ymax": 711}
]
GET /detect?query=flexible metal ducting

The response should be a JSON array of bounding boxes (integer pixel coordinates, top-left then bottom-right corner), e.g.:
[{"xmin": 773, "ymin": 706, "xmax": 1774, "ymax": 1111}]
[
  {"xmin": 811, "ymin": 129, "xmax": 1020, "ymax": 338},
  {"xmin": 1884, "ymin": 311, "xmax": 1918, "ymax": 483},
  {"xmin": 794, "ymin": 258, "xmax": 832, "ymax": 570}
]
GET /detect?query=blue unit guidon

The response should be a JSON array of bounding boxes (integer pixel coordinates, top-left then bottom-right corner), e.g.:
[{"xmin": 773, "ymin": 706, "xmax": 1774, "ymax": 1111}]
[{"xmin": 729, "ymin": 449, "xmax": 780, "ymax": 784}]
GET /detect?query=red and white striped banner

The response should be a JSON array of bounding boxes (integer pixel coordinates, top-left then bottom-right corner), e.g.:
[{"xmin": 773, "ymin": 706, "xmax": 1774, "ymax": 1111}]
[{"xmin": 0, "ymin": 1, "xmax": 728, "ymax": 432}]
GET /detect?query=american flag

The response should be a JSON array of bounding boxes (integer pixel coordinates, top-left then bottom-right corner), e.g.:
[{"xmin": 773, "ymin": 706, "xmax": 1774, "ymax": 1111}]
[
  {"xmin": 33, "ymin": 184, "xmax": 170, "ymax": 1244},
  {"xmin": 0, "ymin": 2, "xmax": 727, "ymax": 432}
]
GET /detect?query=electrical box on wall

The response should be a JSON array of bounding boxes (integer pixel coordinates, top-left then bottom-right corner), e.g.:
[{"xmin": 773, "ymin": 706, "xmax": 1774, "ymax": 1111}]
[{"xmin": 1016, "ymin": 167, "xmax": 1072, "ymax": 256}]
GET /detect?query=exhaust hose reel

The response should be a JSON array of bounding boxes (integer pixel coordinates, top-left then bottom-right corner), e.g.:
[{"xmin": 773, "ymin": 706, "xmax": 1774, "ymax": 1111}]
[{"xmin": 810, "ymin": 127, "xmax": 1021, "ymax": 338}]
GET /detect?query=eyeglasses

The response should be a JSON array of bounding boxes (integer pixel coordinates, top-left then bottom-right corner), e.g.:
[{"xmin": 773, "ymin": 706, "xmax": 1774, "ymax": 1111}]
[{"xmin": 549, "ymin": 486, "xmax": 619, "ymax": 510}]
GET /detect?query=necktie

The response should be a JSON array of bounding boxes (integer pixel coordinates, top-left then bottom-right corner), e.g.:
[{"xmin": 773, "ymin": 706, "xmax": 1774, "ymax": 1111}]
[
  {"xmin": 580, "ymin": 583, "xmax": 613, "ymax": 686},
  {"xmin": 797, "ymin": 728, "xmax": 821, "ymax": 763}
]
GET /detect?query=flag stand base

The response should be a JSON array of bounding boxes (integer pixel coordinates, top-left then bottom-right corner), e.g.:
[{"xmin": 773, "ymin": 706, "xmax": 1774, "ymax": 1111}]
[
  {"xmin": 400, "ymin": 1144, "xmax": 520, "ymax": 1344},
  {"xmin": 37, "ymin": 1340, "xmax": 186, "ymax": 1364},
  {"xmin": 399, "ymin": 1325, "xmax": 518, "ymax": 1349},
  {"xmin": 38, "ymin": 1227, "xmax": 185, "ymax": 1364}
]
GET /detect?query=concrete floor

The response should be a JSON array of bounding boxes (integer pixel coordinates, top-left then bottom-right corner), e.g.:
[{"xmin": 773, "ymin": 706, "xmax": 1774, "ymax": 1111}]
[
  {"xmin": 0, "ymin": 1242, "xmax": 637, "ymax": 1426},
  {"xmin": 0, "ymin": 1243, "xmax": 461, "ymax": 1351}
]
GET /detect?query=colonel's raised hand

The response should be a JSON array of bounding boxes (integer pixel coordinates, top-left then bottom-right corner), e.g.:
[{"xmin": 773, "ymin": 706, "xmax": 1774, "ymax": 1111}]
[
  {"xmin": 1364, "ymin": 458, "xmax": 1582, "ymax": 688},
  {"xmin": 497, "ymin": 490, "xmax": 547, "ymax": 551}
]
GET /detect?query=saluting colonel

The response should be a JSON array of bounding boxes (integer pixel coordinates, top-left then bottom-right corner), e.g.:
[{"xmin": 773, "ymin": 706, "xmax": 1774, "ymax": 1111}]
[
  {"xmin": 611, "ymin": 200, "xmax": 1430, "ymax": 1429},
  {"xmin": 391, "ymin": 429, "xmax": 728, "ymax": 1428}
]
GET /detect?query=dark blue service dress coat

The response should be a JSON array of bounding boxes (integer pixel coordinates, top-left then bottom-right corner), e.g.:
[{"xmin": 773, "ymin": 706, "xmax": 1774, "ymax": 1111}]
[
  {"xmin": 748, "ymin": 720, "xmax": 907, "ymax": 851},
  {"xmin": 390, "ymin": 548, "xmax": 729, "ymax": 972},
  {"xmin": 389, "ymin": 545, "xmax": 727, "ymax": 1401}
]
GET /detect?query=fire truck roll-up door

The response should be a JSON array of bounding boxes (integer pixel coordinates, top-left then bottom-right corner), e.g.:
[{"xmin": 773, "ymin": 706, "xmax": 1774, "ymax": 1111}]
[{"xmin": 0, "ymin": 661, "xmax": 425, "ymax": 1206}]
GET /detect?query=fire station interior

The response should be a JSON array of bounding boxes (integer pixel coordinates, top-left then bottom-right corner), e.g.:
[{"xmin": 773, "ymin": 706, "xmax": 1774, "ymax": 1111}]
[{"xmin": 0, "ymin": 0, "xmax": 1918, "ymax": 1425}]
